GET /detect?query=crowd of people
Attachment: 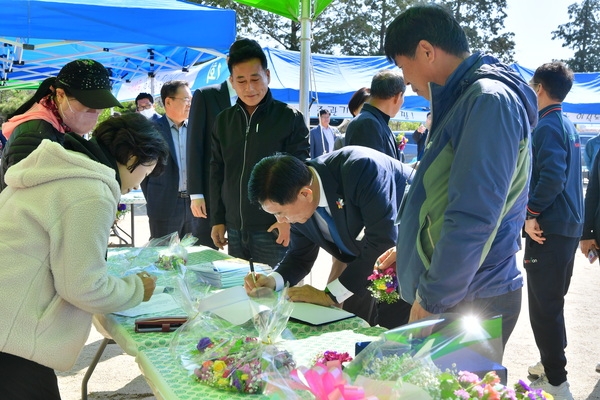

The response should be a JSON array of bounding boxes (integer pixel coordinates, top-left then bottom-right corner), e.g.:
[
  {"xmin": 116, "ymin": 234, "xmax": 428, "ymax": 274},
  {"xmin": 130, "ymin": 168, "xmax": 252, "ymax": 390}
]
[{"xmin": 0, "ymin": 4, "xmax": 596, "ymax": 400}]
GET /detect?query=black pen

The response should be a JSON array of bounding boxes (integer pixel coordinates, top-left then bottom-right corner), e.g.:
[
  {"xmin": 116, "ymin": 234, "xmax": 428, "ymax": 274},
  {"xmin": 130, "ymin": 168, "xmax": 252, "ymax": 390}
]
[{"xmin": 249, "ymin": 258, "xmax": 256, "ymax": 284}]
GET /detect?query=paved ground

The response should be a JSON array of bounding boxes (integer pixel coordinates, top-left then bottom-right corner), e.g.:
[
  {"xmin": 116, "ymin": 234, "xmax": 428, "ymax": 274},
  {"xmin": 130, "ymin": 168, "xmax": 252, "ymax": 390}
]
[{"xmin": 57, "ymin": 203, "xmax": 600, "ymax": 399}]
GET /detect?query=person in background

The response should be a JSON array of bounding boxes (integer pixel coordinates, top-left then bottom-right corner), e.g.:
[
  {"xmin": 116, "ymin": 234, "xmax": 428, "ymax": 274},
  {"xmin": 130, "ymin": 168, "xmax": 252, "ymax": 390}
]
[
  {"xmin": 579, "ymin": 135, "xmax": 600, "ymax": 375},
  {"xmin": 345, "ymin": 69, "xmax": 406, "ymax": 161},
  {"xmin": 412, "ymin": 111, "xmax": 431, "ymax": 161},
  {"xmin": 329, "ymin": 86, "xmax": 372, "ymax": 321},
  {"xmin": 0, "ymin": 113, "xmax": 169, "ymax": 399},
  {"xmin": 141, "ymin": 80, "xmax": 201, "ymax": 241},
  {"xmin": 524, "ymin": 62, "xmax": 581, "ymax": 400},
  {"xmin": 244, "ymin": 148, "xmax": 411, "ymax": 329},
  {"xmin": 310, "ymin": 109, "xmax": 340, "ymax": 158},
  {"xmin": 210, "ymin": 38, "xmax": 309, "ymax": 266},
  {"xmin": 584, "ymin": 132, "xmax": 600, "ymax": 172},
  {"xmin": 380, "ymin": 5, "xmax": 537, "ymax": 356},
  {"xmin": 0, "ymin": 59, "xmax": 122, "ymax": 192},
  {"xmin": 135, "ymin": 92, "xmax": 162, "ymax": 123},
  {"xmin": 333, "ymin": 87, "xmax": 370, "ymax": 150},
  {"xmin": 187, "ymin": 79, "xmax": 236, "ymax": 249}
]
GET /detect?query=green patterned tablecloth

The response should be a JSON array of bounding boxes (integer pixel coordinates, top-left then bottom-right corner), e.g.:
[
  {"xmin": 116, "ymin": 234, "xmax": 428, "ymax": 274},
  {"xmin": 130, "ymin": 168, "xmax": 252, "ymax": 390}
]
[{"xmin": 137, "ymin": 330, "xmax": 383, "ymax": 400}]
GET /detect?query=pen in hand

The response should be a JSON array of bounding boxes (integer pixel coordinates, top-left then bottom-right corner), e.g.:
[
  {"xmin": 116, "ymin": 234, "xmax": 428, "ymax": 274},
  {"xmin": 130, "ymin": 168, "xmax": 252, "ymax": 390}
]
[{"xmin": 249, "ymin": 258, "xmax": 256, "ymax": 284}]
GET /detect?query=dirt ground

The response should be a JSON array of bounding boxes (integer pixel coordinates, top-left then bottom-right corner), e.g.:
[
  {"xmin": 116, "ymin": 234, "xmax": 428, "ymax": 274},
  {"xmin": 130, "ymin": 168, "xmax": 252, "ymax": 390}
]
[{"xmin": 57, "ymin": 204, "xmax": 600, "ymax": 400}]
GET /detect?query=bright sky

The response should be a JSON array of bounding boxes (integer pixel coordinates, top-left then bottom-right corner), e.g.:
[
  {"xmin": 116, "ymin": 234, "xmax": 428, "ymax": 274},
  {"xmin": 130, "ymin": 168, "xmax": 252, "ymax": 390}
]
[{"xmin": 504, "ymin": 0, "xmax": 578, "ymax": 68}]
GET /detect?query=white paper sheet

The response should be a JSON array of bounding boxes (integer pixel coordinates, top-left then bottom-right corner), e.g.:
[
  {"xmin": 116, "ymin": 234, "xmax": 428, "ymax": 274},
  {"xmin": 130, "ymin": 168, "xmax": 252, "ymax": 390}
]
[
  {"xmin": 113, "ymin": 293, "xmax": 180, "ymax": 317},
  {"xmin": 290, "ymin": 302, "xmax": 355, "ymax": 326}
]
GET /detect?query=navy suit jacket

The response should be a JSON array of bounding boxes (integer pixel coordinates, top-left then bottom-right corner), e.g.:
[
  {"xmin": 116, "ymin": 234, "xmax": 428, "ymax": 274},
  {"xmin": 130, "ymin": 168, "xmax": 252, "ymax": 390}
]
[
  {"xmin": 141, "ymin": 115, "xmax": 181, "ymax": 219},
  {"xmin": 309, "ymin": 125, "xmax": 338, "ymax": 158},
  {"xmin": 345, "ymin": 103, "xmax": 400, "ymax": 160},
  {"xmin": 187, "ymin": 81, "xmax": 231, "ymax": 205},
  {"xmin": 274, "ymin": 146, "xmax": 410, "ymax": 295}
]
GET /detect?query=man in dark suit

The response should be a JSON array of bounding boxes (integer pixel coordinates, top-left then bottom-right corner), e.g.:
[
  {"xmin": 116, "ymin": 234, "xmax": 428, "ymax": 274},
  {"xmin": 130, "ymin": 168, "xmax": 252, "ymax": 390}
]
[
  {"xmin": 310, "ymin": 109, "xmax": 339, "ymax": 158},
  {"xmin": 345, "ymin": 70, "xmax": 405, "ymax": 160},
  {"xmin": 186, "ymin": 80, "xmax": 234, "ymax": 248},
  {"xmin": 141, "ymin": 80, "xmax": 201, "ymax": 240},
  {"xmin": 244, "ymin": 147, "xmax": 413, "ymax": 328}
]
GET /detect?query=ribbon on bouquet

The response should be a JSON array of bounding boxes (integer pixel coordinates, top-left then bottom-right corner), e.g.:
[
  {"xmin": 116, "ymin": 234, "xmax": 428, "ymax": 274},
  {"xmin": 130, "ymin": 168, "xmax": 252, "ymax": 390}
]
[{"xmin": 290, "ymin": 360, "xmax": 374, "ymax": 400}]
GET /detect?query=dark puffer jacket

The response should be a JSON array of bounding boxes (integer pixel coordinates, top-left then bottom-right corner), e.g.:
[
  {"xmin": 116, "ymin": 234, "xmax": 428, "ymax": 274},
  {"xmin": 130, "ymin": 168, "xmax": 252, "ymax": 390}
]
[{"xmin": 0, "ymin": 119, "xmax": 64, "ymax": 191}]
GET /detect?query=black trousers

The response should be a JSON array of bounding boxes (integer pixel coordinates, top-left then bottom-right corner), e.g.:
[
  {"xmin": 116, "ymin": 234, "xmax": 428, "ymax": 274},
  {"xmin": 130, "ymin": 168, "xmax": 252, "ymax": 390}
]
[
  {"xmin": 0, "ymin": 352, "xmax": 61, "ymax": 399},
  {"xmin": 148, "ymin": 196, "xmax": 214, "ymax": 248},
  {"xmin": 524, "ymin": 234, "xmax": 578, "ymax": 386}
]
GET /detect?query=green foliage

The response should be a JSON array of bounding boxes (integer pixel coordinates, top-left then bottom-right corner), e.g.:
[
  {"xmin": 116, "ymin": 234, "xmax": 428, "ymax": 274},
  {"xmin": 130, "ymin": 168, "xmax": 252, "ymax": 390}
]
[
  {"xmin": 194, "ymin": 0, "xmax": 515, "ymax": 61},
  {"xmin": 552, "ymin": 0, "xmax": 600, "ymax": 72},
  {"xmin": 0, "ymin": 89, "xmax": 36, "ymax": 121},
  {"xmin": 440, "ymin": 0, "xmax": 515, "ymax": 63}
]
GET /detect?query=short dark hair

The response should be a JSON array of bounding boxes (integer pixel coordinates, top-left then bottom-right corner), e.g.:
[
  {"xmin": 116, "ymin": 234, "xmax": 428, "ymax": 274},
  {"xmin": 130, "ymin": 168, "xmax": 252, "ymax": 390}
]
[
  {"xmin": 319, "ymin": 109, "xmax": 331, "ymax": 116},
  {"xmin": 348, "ymin": 87, "xmax": 370, "ymax": 117},
  {"xmin": 384, "ymin": 5, "xmax": 469, "ymax": 63},
  {"xmin": 160, "ymin": 80, "xmax": 189, "ymax": 105},
  {"xmin": 532, "ymin": 62, "xmax": 574, "ymax": 102},
  {"xmin": 370, "ymin": 69, "xmax": 405, "ymax": 99},
  {"xmin": 92, "ymin": 113, "xmax": 170, "ymax": 177},
  {"xmin": 135, "ymin": 92, "xmax": 154, "ymax": 105},
  {"xmin": 248, "ymin": 154, "xmax": 311, "ymax": 206},
  {"xmin": 227, "ymin": 38, "xmax": 268, "ymax": 73}
]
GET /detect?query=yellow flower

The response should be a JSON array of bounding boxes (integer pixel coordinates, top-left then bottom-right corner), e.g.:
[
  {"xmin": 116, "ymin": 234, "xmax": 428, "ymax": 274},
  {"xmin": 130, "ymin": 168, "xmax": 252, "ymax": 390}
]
[
  {"xmin": 377, "ymin": 282, "xmax": 387, "ymax": 290},
  {"xmin": 213, "ymin": 360, "xmax": 227, "ymax": 373},
  {"xmin": 217, "ymin": 377, "xmax": 229, "ymax": 386},
  {"xmin": 241, "ymin": 374, "xmax": 249, "ymax": 380}
]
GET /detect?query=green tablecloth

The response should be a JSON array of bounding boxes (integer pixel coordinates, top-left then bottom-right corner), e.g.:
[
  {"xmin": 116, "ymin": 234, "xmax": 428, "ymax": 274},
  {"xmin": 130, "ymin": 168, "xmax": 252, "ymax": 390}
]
[
  {"xmin": 137, "ymin": 328, "xmax": 385, "ymax": 400},
  {"xmin": 97, "ymin": 246, "xmax": 387, "ymax": 399}
]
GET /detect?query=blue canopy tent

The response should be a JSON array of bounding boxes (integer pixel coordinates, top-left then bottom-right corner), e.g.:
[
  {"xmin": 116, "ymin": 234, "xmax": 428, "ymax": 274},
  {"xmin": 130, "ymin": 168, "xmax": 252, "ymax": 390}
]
[
  {"xmin": 0, "ymin": 0, "xmax": 236, "ymax": 92},
  {"xmin": 115, "ymin": 47, "xmax": 432, "ymax": 121},
  {"xmin": 511, "ymin": 63, "xmax": 600, "ymax": 124}
]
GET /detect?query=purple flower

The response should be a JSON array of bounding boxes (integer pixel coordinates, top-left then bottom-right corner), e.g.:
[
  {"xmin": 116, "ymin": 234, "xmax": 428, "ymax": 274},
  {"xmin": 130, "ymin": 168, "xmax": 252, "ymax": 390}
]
[
  {"xmin": 454, "ymin": 389, "xmax": 471, "ymax": 400},
  {"xmin": 117, "ymin": 203, "xmax": 127, "ymax": 211},
  {"xmin": 196, "ymin": 337, "xmax": 213, "ymax": 351}
]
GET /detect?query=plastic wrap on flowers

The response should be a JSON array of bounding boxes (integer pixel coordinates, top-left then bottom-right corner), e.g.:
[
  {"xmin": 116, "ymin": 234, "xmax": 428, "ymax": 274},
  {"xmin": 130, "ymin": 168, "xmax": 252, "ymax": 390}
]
[
  {"xmin": 106, "ymin": 231, "xmax": 198, "ymax": 279},
  {"xmin": 169, "ymin": 286, "xmax": 296, "ymax": 394},
  {"xmin": 343, "ymin": 313, "xmax": 504, "ymax": 398},
  {"xmin": 264, "ymin": 314, "xmax": 507, "ymax": 399}
]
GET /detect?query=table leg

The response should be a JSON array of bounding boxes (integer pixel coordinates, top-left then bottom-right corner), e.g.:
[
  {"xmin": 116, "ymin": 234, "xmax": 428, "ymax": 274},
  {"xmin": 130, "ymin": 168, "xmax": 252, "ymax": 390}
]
[
  {"xmin": 81, "ymin": 337, "xmax": 115, "ymax": 400},
  {"xmin": 130, "ymin": 204, "xmax": 135, "ymax": 247}
]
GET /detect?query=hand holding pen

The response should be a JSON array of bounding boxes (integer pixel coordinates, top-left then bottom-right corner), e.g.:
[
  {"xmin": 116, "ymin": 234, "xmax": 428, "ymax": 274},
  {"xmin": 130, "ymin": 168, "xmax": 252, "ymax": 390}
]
[{"xmin": 243, "ymin": 259, "xmax": 276, "ymax": 294}]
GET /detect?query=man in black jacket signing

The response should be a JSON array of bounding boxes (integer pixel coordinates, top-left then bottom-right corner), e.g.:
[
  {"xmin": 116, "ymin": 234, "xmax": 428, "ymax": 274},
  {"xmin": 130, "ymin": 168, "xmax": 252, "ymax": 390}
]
[{"xmin": 210, "ymin": 38, "xmax": 310, "ymax": 266}]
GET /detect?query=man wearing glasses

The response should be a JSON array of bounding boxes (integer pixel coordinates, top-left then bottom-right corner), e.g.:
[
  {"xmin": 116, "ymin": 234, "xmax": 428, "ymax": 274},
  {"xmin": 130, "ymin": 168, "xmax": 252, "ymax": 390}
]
[
  {"xmin": 141, "ymin": 80, "xmax": 201, "ymax": 240},
  {"xmin": 135, "ymin": 92, "xmax": 161, "ymax": 123}
]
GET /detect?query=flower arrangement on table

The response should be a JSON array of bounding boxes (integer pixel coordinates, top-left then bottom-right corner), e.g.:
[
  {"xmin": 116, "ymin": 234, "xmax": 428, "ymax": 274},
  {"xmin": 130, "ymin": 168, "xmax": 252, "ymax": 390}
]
[
  {"xmin": 192, "ymin": 336, "xmax": 295, "ymax": 393},
  {"xmin": 367, "ymin": 266, "xmax": 399, "ymax": 304},
  {"xmin": 170, "ymin": 286, "xmax": 296, "ymax": 394},
  {"xmin": 264, "ymin": 314, "xmax": 553, "ymax": 399}
]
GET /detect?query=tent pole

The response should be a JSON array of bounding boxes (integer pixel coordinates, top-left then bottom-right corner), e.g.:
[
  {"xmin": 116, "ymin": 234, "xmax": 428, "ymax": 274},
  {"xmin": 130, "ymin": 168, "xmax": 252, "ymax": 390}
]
[{"xmin": 299, "ymin": 0, "xmax": 312, "ymax": 128}]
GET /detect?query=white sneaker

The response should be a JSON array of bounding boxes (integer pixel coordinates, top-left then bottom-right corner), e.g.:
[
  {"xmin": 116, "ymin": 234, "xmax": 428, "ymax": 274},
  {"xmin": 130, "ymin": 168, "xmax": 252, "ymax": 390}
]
[
  {"xmin": 528, "ymin": 361, "xmax": 545, "ymax": 378},
  {"xmin": 529, "ymin": 374, "xmax": 574, "ymax": 400}
]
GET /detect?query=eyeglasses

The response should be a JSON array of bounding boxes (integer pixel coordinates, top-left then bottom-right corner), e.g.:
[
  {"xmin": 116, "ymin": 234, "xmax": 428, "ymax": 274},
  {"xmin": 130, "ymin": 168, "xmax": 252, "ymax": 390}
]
[
  {"xmin": 169, "ymin": 96, "xmax": 192, "ymax": 104},
  {"xmin": 136, "ymin": 104, "xmax": 152, "ymax": 111}
]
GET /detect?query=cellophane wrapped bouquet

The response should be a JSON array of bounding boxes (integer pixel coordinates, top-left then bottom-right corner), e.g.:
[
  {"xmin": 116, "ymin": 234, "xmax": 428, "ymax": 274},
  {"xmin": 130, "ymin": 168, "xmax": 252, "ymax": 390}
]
[
  {"xmin": 169, "ymin": 285, "xmax": 297, "ymax": 394},
  {"xmin": 264, "ymin": 314, "xmax": 552, "ymax": 399},
  {"xmin": 105, "ymin": 232, "xmax": 212, "ymax": 316}
]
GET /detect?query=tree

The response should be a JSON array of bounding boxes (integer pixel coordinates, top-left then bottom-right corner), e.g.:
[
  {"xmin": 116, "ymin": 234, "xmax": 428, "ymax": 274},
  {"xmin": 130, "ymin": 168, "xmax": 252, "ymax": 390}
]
[
  {"xmin": 193, "ymin": 0, "xmax": 514, "ymax": 60},
  {"xmin": 552, "ymin": 0, "xmax": 600, "ymax": 72},
  {"xmin": 441, "ymin": 0, "xmax": 515, "ymax": 63},
  {"xmin": 0, "ymin": 89, "xmax": 35, "ymax": 121}
]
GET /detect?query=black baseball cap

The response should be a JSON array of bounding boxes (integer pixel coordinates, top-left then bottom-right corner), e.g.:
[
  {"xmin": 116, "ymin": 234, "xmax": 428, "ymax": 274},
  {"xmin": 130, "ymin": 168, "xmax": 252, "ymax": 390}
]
[{"xmin": 56, "ymin": 59, "xmax": 122, "ymax": 109}]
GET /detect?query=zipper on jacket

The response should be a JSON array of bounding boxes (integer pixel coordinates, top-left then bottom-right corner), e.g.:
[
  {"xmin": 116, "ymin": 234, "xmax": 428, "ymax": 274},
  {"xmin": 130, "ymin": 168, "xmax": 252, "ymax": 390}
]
[{"xmin": 238, "ymin": 104, "xmax": 261, "ymax": 230}]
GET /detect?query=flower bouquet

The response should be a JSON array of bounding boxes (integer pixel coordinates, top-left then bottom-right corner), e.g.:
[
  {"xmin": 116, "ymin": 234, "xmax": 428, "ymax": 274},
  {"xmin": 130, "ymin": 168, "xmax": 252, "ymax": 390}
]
[
  {"xmin": 367, "ymin": 266, "xmax": 399, "ymax": 304},
  {"xmin": 263, "ymin": 314, "xmax": 553, "ymax": 399},
  {"xmin": 395, "ymin": 133, "xmax": 408, "ymax": 151},
  {"xmin": 169, "ymin": 286, "xmax": 296, "ymax": 394}
]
